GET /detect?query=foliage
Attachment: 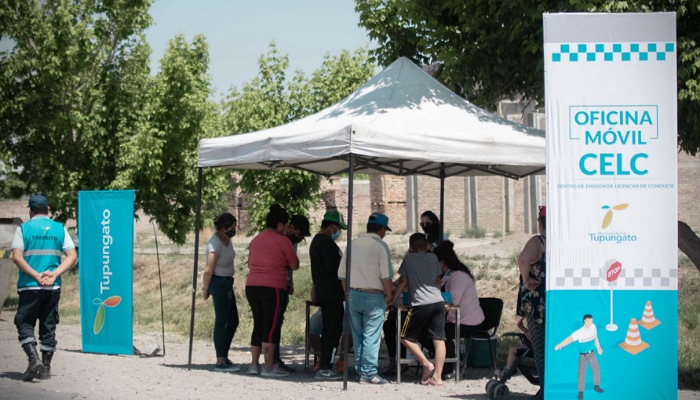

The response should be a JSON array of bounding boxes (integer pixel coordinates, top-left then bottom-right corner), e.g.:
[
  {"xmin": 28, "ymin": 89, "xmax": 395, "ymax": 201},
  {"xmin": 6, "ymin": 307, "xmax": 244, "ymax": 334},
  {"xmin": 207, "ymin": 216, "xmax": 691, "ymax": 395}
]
[
  {"xmin": 0, "ymin": 1, "xmax": 230, "ymax": 244},
  {"xmin": 0, "ymin": 0, "xmax": 154, "ymax": 219},
  {"xmin": 112, "ymin": 34, "xmax": 230, "ymax": 244},
  {"xmin": 355, "ymin": 0, "xmax": 700, "ymax": 155},
  {"xmin": 222, "ymin": 44, "xmax": 375, "ymax": 232}
]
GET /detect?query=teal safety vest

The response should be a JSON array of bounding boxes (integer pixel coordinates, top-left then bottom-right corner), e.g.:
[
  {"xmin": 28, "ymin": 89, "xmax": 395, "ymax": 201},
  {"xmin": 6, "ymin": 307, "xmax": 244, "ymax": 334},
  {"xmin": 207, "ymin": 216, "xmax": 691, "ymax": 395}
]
[{"xmin": 17, "ymin": 217, "xmax": 66, "ymax": 289}]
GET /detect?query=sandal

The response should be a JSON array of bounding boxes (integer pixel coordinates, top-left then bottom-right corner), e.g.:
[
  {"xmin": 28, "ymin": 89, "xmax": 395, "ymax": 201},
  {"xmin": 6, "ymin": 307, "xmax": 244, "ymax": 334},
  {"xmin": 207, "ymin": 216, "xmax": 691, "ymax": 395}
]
[
  {"xmin": 421, "ymin": 365, "xmax": 435, "ymax": 384},
  {"xmin": 422, "ymin": 377, "xmax": 443, "ymax": 387}
]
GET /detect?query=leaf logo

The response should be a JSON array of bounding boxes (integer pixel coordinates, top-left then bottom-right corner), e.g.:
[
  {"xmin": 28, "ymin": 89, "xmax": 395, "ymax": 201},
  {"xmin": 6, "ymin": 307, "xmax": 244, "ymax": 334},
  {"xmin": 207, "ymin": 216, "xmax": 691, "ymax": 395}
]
[
  {"xmin": 601, "ymin": 204, "xmax": 629, "ymax": 229},
  {"xmin": 92, "ymin": 296, "xmax": 122, "ymax": 335}
]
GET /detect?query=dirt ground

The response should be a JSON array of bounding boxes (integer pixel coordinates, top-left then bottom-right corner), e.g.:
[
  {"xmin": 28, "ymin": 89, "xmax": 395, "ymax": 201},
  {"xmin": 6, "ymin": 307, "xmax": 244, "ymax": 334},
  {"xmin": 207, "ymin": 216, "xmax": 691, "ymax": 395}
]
[{"xmin": 1, "ymin": 233, "xmax": 699, "ymax": 399}]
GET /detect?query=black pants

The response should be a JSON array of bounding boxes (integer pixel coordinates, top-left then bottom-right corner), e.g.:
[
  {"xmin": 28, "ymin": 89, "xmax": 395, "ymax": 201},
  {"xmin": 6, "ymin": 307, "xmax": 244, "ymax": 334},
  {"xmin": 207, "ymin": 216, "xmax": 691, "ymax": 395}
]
[
  {"xmin": 14, "ymin": 289, "xmax": 61, "ymax": 351},
  {"xmin": 246, "ymin": 286, "xmax": 286, "ymax": 347},
  {"xmin": 319, "ymin": 301, "xmax": 344, "ymax": 370},
  {"xmin": 209, "ymin": 276, "xmax": 239, "ymax": 358},
  {"xmin": 273, "ymin": 289, "xmax": 290, "ymax": 361},
  {"xmin": 443, "ymin": 322, "xmax": 482, "ymax": 374}
]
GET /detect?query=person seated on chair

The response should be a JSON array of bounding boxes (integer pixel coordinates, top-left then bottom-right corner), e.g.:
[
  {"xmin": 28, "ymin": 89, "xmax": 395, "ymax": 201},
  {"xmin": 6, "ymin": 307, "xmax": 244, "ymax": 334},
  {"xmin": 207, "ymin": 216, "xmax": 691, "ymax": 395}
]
[
  {"xmin": 433, "ymin": 240, "xmax": 485, "ymax": 380},
  {"xmin": 391, "ymin": 233, "xmax": 446, "ymax": 387}
]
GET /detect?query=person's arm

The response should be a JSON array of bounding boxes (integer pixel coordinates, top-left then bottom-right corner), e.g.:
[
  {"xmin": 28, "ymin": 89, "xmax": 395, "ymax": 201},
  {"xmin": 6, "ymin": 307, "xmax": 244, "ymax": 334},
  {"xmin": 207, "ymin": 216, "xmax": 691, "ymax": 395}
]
[
  {"xmin": 282, "ymin": 238, "xmax": 300, "ymax": 271},
  {"xmin": 40, "ymin": 248, "xmax": 77, "ymax": 286},
  {"xmin": 554, "ymin": 335, "xmax": 574, "ymax": 350},
  {"xmin": 595, "ymin": 335, "xmax": 603, "ymax": 355},
  {"xmin": 390, "ymin": 275, "xmax": 408, "ymax": 304},
  {"xmin": 202, "ymin": 250, "xmax": 219, "ymax": 300},
  {"xmin": 11, "ymin": 249, "xmax": 42, "ymax": 283},
  {"xmin": 518, "ymin": 236, "xmax": 543, "ymax": 291},
  {"xmin": 383, "ymin": 278, "xmax": 394, "ymax": 305}
]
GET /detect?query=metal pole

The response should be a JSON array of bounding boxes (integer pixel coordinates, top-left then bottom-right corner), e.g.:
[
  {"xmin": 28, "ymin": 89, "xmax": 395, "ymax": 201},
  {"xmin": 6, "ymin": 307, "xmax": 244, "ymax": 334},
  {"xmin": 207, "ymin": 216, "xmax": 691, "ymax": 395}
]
[
  {"xmin": 187, "ymin": 168, "xmax": 203, "ymax": 369},
  {"xmin": 152, "ymin": 221, "xmax": 166, "ymax": 356},
  {"xmin": 342, "ymin": 154, "xmax": 355, "ymax": 390},
  {"xmin": 439, "ymin": 163, "xmax": 446, "ymax": 243}
]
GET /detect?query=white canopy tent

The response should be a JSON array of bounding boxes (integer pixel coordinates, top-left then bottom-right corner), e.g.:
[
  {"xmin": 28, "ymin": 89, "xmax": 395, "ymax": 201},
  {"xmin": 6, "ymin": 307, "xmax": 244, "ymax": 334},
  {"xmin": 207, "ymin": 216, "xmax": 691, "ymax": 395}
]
[{"xmin": 190, "ymin": 58, "xmax": 546, "ymax": 387}]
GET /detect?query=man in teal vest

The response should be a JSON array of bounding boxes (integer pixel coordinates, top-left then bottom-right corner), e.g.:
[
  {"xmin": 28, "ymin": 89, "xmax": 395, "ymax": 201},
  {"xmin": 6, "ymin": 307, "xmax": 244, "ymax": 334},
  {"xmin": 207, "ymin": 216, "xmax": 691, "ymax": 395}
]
[{"xmin": 11, "ymin": 194, "xmax": 76, "ymax": 381}]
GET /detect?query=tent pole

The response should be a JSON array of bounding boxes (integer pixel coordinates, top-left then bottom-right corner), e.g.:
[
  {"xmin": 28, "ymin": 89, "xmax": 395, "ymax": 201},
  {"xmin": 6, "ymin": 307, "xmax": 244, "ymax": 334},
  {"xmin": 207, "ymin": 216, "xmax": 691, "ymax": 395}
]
[
  {"xmin": 439, "ymin": 163, "xmax": 446, "ymax": 243},
  {"xmin": 187, "ymin": 168, "xmax": 203, "ymax": 370},
  {"xmin": 342, "ymin": 154, "xmax": 355, "ymax": 390}
]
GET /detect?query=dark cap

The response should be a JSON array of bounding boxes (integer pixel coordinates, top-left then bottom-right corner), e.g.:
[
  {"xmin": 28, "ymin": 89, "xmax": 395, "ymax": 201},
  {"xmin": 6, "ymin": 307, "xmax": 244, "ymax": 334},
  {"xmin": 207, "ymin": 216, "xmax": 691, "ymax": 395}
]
[
  {"xmin": 290, "ymin": 215, "xmax": 311, "ymax": 236},
  {"xmin": 28, "ymin": 195, "xmax": 49, "ymax": 211},
  {"xmin": 368, "ymin": 212, "xmax": 392, "ymax": 231},
  {"xmin": 322, "ymin": 209, "xmax": 348, "ymax": 229}
]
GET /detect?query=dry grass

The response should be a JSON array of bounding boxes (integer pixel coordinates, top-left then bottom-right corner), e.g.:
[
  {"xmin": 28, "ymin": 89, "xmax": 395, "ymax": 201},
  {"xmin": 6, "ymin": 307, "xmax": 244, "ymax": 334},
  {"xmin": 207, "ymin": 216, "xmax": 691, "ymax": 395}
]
[{"xmin": 2, "ymin": 234, "xmax": 698, "ymax": 389}]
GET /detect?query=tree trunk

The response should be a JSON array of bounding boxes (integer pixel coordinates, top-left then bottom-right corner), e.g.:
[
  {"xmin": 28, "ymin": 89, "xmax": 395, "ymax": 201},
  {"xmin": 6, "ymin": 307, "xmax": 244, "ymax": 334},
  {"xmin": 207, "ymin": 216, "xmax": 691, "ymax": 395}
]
[{"xmin": 678, "ymin": 220, "xmax": 700, "ymax": 274}]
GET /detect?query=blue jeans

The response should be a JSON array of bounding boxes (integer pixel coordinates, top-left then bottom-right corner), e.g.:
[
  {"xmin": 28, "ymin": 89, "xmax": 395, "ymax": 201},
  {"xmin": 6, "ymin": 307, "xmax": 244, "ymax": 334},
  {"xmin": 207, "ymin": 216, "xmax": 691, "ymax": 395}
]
[{"xmin": 348, "ymin": 290, "xmax": 386, "ymax": 377}]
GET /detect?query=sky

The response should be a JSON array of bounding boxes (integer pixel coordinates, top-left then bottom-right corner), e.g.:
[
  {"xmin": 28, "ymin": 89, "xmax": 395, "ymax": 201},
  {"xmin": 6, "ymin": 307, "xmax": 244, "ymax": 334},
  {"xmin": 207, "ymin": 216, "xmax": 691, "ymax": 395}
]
[{"xmin": 145, "ymin": 0, "xmax": 375, "ymax": 100}]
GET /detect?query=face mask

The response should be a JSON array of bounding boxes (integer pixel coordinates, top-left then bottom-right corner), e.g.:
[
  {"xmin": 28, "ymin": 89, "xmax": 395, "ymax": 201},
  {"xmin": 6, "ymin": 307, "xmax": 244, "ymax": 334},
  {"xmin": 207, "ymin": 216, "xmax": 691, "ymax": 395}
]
[
  {"xmin": 225, "ymin": 229, "xmax": 236, "ymax": 238},
  {"xmin": 331, "ymin": 226, "xmax": 341, "ymax": 241},
  {"xmin": 287, "ymin": 233, "xmax": 303, "ymax": 245}
]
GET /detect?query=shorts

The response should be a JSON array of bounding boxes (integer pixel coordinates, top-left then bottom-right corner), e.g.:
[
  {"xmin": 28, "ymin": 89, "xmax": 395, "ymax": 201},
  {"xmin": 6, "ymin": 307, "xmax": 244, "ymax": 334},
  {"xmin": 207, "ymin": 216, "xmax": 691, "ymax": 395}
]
[{"xmin": 401, "ymin": 302, "xmax": 446, "ymax": 342}]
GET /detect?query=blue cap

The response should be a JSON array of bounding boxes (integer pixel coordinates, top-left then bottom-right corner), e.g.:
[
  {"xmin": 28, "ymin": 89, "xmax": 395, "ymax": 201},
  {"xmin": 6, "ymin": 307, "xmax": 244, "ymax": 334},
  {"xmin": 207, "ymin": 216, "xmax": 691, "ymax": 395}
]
[
  {"xmin": 28, "ymin": 194, "xmax": 49, "ymax": 210},
  {"xmin": 368, "ymin": 212, "xmax": 392, "ymax": 231}
]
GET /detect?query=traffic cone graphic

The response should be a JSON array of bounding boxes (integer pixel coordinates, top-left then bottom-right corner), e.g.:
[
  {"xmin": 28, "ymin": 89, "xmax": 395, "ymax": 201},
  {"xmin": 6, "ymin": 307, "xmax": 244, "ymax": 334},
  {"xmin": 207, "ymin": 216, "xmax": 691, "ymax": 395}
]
[
  {"xmin": 637, "ymin": 300, "xmax": 661, "ymax": 330},
  {"xmin": 619, "ymin": 318, "xmax": 649, "ymax": 355}
]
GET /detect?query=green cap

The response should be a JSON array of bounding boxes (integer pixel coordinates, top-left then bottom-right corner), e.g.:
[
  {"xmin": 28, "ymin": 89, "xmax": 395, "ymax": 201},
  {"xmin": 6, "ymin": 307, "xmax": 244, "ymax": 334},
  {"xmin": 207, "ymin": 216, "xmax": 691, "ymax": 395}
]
[{"xmin": 323, "ymin": 209, "xmax": 348, "ymax": 229}]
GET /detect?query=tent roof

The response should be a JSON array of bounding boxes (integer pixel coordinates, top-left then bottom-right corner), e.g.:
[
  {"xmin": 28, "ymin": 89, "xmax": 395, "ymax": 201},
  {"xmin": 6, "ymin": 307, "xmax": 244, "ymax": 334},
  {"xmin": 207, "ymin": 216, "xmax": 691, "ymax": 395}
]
[{"xmin": 198, "ymin": 57, "xmax": 545, "ymax": 179}]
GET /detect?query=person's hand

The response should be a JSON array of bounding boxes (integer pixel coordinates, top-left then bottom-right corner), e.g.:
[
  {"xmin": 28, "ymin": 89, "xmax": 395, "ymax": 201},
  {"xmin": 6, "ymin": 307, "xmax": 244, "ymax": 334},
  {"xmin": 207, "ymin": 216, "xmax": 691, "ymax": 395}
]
[
  {"xmin": 288, "ymin": 282, "xmax": 295, "ymax": 296},
  {"xmin": 598, "ymin": 348, "xmax": 603, "ymax": 355},
  {"xmin": 40, "ymin": 271, "xmax": 57, "ymax": 286},
  {"xmin": 554, "ymin": 344, "xmax": 562, "ymax": 351},
  {"xmin": 384, "ymin": 294, "xmax": 392, "ymax": 305},
  {"xmin": 444, "ymin": 303, "xmax": 452, "ymax": 312},
  {"xmin": 202, "ymin": 288, "xmax": 210, "ymax": 301},
  {"xmin": 517, "ymin": 319, "xmax": 525, "ymax": 330},
  {"xmin": 526, "ymin": 278, "xmax": 540, "ymax": 291}
]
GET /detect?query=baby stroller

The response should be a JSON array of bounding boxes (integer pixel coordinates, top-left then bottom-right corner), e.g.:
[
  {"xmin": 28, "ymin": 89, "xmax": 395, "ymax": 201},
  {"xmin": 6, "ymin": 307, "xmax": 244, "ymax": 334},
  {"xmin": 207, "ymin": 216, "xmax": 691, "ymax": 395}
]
[{"xmin": 485, "ymin": 331, "xmax": 539, "ymax": 400}]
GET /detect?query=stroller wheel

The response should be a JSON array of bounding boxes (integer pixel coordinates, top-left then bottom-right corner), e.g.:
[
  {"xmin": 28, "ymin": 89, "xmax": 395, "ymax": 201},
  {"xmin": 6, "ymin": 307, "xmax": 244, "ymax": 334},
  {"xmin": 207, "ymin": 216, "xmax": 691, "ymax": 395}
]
[
  {"xmin": 493, "ymin": 383, "xmax": 510, "ymax": 400},
  {"xmin": 486, "ymin": 379, "xmax": 499, "ymax": 398}
]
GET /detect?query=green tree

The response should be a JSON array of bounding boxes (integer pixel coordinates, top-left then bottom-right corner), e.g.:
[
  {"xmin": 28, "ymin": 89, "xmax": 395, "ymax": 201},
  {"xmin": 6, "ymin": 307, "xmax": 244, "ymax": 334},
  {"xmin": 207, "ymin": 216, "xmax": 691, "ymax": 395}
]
[
  {"xmin": 355, "ymin": 0, "xmax": 700, "ymax": 156},
  {"xmin": 0, "ymin": 0, "xmax": 153, "ymax": 219},
  {"xmin": 0, "ymin": 1, "xmax": 230, "ymax": 244},
  {"xmin": 222, "ymin": 44, "xmax": 374, "ymax": 232},
  {"xmin": 356, "ymin": 0, "xmax": 700, "ymax": 270},
  {"xmin": 113, "ymin": 34, "xmax": 230, "ymax": 244}
]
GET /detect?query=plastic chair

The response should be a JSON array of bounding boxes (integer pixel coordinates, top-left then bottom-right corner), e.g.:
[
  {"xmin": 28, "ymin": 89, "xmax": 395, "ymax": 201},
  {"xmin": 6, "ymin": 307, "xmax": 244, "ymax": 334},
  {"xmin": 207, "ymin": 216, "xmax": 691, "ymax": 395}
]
[{"xmin": 461, "ymin": 297, "xmax": 504, "ymax": 378}]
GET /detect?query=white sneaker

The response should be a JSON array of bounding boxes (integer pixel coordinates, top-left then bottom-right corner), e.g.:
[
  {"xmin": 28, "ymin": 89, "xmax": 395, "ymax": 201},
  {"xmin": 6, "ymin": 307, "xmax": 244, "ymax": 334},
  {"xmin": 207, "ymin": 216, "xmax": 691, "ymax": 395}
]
[
  {"xmin": 261, "ymin": 364, "xmax": 290, "ymax": 378},
  {"xmin": 247, "ymin": 363, "xmax": 261, "ymax": 375}
]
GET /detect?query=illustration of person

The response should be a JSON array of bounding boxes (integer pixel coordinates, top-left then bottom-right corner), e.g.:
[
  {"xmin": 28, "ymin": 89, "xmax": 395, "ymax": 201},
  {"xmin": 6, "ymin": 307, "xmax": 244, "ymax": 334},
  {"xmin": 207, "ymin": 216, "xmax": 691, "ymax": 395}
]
[{"xmin": 554, "ymin": 314, "xmax": 604, "ymax": 400}]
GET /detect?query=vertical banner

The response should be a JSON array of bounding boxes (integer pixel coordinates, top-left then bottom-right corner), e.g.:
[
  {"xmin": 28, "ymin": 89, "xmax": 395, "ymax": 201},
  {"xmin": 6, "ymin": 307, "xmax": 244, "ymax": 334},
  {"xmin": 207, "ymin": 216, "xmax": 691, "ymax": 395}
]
[
  {"xmin": 78, "ymin": 190, "xmax": 134, "ymax": 354},
  {"xmin": 544, "ymin": 13, "xmax": 677, "ymax": 400}
]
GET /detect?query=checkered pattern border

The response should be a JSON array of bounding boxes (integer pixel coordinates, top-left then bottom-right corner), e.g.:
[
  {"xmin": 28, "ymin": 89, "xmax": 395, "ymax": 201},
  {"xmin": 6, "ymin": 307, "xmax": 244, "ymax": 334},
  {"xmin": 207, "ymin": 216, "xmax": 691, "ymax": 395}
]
[
  {"xmin": 554, "ymin": 267, "xmax": 677, "ymax": 289},
  {"xmin": 551, "ymin": 42, "xmax": 675, "ymax": 62}
]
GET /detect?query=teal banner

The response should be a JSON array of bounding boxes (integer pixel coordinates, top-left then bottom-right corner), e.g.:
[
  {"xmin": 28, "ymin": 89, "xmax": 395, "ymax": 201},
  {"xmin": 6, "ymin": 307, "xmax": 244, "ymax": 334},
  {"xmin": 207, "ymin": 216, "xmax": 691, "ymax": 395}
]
[{"xmin": 78, "ymin": 190, "xmax": 134, "ymax": 355}]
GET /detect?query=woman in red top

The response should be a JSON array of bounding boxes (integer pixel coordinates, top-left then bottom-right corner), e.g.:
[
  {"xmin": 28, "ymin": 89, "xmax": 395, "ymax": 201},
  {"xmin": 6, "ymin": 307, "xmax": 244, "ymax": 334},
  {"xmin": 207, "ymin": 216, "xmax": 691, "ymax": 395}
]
[{"xmin": 245, "ymin": 205, "xmax": 299, "ymax": 378}]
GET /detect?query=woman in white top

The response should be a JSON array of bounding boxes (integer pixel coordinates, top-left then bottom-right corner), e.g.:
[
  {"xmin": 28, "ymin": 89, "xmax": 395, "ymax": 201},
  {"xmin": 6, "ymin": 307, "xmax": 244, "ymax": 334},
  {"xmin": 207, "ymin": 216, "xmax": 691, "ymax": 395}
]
[
  {"xmin": 433, "ymin": 240, "xmax": 485, "ymax": 378},
  {"xmin": 202, "ymin": 212, "xmax": 240, "ymax": 372}
]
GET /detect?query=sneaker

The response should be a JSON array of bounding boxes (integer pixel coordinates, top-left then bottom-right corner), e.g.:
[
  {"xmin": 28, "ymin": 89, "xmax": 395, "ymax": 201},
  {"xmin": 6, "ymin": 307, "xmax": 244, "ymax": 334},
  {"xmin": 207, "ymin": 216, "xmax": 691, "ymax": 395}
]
[
  {"xmin": 315, "ymin": 369, "xmax": 343, "ymax": 380},
  {"xmin": 215, "ymin": 363, "xmax": 239, "ymax": 372},
  {"xmin": 359, "ymin": 374, "xmax": 388, "ymax": 385},
  {"xmin": 247, "ymin": 364, "xmax": 261, "ymax": 375},
  {"xmin": 223, "ymin": 359, "xmax": 241, "ymax": 372},
  {"xmin": 274, "ymin": 359, "xmax": 296, "ymax": 373},
  {"xmin": 261, "ymin": 364, "xmax": 290, "ymax": 378}
]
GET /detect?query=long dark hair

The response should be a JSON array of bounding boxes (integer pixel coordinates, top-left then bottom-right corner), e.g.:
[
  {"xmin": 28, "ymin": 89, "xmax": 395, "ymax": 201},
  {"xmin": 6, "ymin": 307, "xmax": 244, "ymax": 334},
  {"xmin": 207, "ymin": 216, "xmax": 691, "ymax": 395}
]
[
  {"xmin": 421, "ymin": 210, "xmax": 441, "ymax": 244},
  {"xmin": 433, "ymin": 240, "xmax": 475, "ymax": 280},
  {"xmin": 266, "ymin": 204, "xmax": 289, "ymax": 229},
  {"xmin": 214, "ymin": 212, "xmax": 237, "ymax": 230}
]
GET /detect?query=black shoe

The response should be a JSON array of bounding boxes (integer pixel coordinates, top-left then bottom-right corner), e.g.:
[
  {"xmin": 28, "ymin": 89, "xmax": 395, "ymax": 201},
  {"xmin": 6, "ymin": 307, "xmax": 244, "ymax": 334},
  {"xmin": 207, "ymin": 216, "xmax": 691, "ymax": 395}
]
[
  {"xmin": 39, "ymin": 351, "xmax": 53, "ymax": 380},
  {"xmin": 21, "ymin": 343, "xmax": 43, "ymax": 382},
  {"xmin": 442, "ymin": 371, "xmax": 456, "ymax": 380},
  {"xmin": 274, "ymin": 359, "xmax": 296, "ymax": 373},
  {"xmin": 578, "ymin": 392, "xmax": 583, "ymax": 400},
  {"xmin": 594, "ymin": 385, "xmax": 604, "ymax": 393}
]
